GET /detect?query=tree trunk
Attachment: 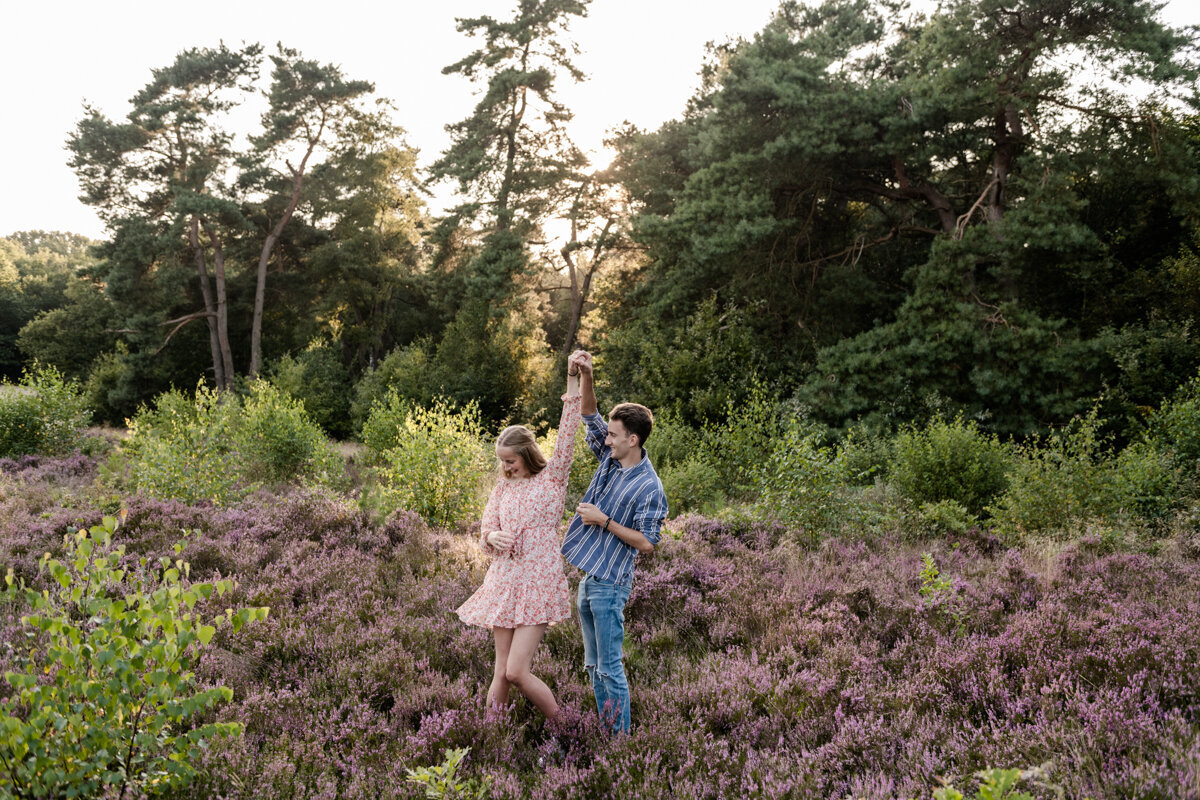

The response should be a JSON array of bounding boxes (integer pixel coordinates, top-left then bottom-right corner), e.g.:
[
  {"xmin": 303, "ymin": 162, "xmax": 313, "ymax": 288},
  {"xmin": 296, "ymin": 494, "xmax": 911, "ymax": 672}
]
[
  {"xmin": 248, "ymin": 143, "xmax": 316, "ymax": 378},
  {"xmin": 188, "ymin": 218, "xmax": 225, "ymax": 389},
  {"xmin": 201, "ymin": 221, "xmax": 236, "ymax": 388},
  {"xmin": 559, "ymin": 216, "xmax": 613, "ymax": 356}
]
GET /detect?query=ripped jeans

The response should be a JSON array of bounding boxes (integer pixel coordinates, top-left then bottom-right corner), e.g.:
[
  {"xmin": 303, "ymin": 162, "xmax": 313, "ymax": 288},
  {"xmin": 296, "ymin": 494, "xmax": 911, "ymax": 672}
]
[{"xmin": 576, "ymin": 574, "xmax": 633, "ymax": 734}]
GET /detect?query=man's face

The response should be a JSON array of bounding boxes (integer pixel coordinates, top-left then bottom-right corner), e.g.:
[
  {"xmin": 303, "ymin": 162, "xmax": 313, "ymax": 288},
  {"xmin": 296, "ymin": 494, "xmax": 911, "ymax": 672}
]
[{"xmin": 605, "ymin": 418, "xmax": 638, "ymax": 462}]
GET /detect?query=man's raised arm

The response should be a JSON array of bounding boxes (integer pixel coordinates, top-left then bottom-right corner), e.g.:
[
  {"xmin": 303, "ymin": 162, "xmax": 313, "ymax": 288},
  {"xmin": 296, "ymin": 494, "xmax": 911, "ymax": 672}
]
[{"xmin": 571, "ymin": 350, "xmax": 597, "ymax": 416}]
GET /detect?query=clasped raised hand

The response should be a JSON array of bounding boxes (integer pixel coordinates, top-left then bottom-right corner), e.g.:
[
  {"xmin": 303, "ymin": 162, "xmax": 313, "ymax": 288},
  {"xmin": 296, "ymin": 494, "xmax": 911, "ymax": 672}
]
[{"xmin": 568, "ymin": 350, "xmax": 593, "ymax": 377}]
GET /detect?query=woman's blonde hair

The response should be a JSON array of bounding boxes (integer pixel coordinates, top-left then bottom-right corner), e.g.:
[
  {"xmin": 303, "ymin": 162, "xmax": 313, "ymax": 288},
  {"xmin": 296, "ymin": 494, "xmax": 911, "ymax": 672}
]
[{"xmin": 496, "ymin": 425, "xmax": 548, "ymax": 476}]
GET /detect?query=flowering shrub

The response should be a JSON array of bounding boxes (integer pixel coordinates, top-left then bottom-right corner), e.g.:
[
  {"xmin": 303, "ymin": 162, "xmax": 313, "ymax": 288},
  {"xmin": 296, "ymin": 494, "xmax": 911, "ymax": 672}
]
[
  {"xmin": 3, "ymin": 452, "xmax": 1198, "ymax": 799},
  {"xmin": 0, "ymin": 363, "xmax": 91, "ymax": 458}
]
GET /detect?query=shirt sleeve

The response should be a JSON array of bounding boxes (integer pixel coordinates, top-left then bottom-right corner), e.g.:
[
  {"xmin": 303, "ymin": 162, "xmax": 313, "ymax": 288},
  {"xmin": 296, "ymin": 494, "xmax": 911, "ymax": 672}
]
[
  {"xmin": 633, "ymin": 483, "xmax": 669, "ymax": 546},
  {"xmin": 479, "ymin": 481, "xmax": 504, "ymax": 554},
  {"xmin": 582, "ymin": 412, "xmax": 609, "ymax": 460},
  {"xmin": 543, "ymin": 394, "xmax": 582, "ymax": 484}
]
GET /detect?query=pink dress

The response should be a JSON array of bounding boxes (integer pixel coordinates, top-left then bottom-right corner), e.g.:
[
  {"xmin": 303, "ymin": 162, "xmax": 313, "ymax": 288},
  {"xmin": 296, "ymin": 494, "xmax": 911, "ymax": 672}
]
[{"xmin": 456, "ymin": 394, "xmax": 582, "ymax": 629}]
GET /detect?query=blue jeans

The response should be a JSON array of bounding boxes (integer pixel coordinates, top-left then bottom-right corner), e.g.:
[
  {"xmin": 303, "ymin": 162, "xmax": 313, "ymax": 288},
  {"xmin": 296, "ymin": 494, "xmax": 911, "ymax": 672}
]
[{"xmin": 576, "ymin": 574, "xmax": 632, "ymax": 734}]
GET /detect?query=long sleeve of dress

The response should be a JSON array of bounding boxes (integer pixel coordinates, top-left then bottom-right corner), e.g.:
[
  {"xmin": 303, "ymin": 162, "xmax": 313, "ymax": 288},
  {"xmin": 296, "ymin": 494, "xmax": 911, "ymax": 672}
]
[
  {"xmin": 543, "ymin": 394, "xmax": 582, "ymax": 485},
  {"xmin": 478, "ymin": 480, "xmax": 505, "ymax": 554}
]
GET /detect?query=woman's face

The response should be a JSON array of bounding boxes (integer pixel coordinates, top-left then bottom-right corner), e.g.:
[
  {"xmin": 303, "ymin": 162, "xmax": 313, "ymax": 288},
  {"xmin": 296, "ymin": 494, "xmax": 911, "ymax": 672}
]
[{"xmin": 496, "ymin": 446, "xmax": 529, "ymax": 479}]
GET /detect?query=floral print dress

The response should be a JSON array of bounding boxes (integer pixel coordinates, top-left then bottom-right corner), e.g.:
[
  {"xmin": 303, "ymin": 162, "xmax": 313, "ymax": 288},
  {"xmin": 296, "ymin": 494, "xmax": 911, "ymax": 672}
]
[{"xmin": 456, "ymin": 394, "xmax": 581, "ymax": 629}]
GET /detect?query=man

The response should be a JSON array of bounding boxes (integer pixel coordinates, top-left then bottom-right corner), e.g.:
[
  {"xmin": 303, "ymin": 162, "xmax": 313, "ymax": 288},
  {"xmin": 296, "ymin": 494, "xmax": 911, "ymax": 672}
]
[{"xmin": 561, "ymin": 350, "xmax": 668, "ymax": 734}]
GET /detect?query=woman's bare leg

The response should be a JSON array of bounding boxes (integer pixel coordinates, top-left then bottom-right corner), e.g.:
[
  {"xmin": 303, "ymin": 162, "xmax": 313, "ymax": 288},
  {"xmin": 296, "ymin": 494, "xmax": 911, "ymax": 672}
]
[
  {"xmin": 504, "ymin": 624, "xmax": 558, "ymax": 719},
  {"xmin": 488, "ymin": 627, "xmax": 514, "ymax": 710}
]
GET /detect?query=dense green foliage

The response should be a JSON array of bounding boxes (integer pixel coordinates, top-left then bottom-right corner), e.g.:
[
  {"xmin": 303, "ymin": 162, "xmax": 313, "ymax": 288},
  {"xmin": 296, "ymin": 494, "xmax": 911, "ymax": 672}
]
[
  {"xmin": 362, "ymin": 395, "xmax": 491, "ymax": 527},
  {"xmin": 123, "ymin": 381, "xmax": 342, "ymax": 505},
  {"xmin": 889, "ymin": 416, "xmax": 1011, "ymax": 516},
  {"xmin": 7, "ymin": 0, "xmax": 1198, "ymax": 442},
  {"xmin": 0, "ymin": 516, "xmax": 268, "ymax": 797},
  {"xmin": 0, "ymin": 364, "xmax": 91, "ymax": 458}
]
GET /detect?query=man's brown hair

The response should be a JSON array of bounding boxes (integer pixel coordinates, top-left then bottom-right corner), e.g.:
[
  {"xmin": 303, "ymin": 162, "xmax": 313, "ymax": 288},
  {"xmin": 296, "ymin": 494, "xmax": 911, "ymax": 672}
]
[{"xmin": 609, "ymin": 403, "xmax": 654, "ymax": 448}]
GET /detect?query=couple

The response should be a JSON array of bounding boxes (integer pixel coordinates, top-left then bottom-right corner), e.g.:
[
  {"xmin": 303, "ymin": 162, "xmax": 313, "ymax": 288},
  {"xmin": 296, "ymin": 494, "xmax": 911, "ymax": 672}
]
[{"xmin": 455, "ymin": 350, "xmax": 667, "ymax": 734}]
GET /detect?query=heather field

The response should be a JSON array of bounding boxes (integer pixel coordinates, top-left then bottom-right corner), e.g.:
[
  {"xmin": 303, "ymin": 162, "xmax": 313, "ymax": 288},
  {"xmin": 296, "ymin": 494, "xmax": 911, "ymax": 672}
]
[{"xmin": 2, "ymin": 451, "xmax": 1198, "ymax": 800}]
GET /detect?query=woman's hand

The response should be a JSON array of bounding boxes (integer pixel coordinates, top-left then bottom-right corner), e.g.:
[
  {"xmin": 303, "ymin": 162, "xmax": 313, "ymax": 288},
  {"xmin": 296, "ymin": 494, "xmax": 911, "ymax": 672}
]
[
  {"xmin": 486, "ymin": 529, "xmax": 515, "ymax": 552},
  {"xmin": 568, "ymin": 350, "xmax": 592, "ymax": 377}
]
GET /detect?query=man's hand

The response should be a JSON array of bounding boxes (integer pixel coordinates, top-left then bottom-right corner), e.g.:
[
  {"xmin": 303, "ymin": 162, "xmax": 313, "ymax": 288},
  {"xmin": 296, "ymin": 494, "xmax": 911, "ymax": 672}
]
[
  {"xmin": 486, "ymin": 530, "xmax": 515, "ymax": 551},
  {"xmin": 576, "ymin": 502, "xmax": 607, "ymax": 527},
  {"xmin": 568, "ymin": 350, "xmax": 593, "ymax": 377}
]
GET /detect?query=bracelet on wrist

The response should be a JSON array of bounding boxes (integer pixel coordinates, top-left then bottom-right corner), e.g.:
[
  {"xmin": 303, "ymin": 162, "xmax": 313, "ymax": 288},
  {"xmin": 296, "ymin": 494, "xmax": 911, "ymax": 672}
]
[{"xmin": 603, "ymin": 517, "xmax": 611, "ymax": 531}]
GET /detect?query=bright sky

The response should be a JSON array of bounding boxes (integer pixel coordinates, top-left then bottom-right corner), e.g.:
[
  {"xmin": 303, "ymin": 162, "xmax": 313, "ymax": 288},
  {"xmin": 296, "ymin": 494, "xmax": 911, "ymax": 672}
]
[{"xmin": 3, "ymin": 0, "xmax": 1197, "ymax": 241}]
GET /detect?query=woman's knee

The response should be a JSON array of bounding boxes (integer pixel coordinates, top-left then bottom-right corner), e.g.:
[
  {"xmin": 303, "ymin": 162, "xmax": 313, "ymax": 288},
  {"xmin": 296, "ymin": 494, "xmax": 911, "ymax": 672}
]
[{"xmin": 504, "ymin": 665, "xmax": 528, "ymax": 685}]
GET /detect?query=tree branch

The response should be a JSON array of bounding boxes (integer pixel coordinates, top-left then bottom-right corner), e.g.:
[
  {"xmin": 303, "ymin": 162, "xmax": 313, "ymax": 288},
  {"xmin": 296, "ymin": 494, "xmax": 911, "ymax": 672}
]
[{"xmin": 154, "ymin": 311, "xmax": 217, "ymax": 355}]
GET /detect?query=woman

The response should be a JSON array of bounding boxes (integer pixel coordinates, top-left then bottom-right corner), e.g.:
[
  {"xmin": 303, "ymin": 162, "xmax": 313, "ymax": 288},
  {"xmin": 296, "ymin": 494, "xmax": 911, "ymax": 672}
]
[{"xmin": 456, "ymin": 352, "xmax": 586, "ymax": 719}]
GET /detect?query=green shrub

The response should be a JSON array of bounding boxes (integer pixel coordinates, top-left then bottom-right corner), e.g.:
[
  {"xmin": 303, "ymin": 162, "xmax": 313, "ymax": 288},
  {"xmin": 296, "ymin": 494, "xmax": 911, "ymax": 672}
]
[
  {"xmin": 352, "ymin": 342, "xmax": 433, "ymax": 434},
  {"xmin": 888, "ymin": 414, "xmax": 1010, "ymax": 516},
  {"xmin": 0, "ymin": 363, "xmax": 91, "ymax": 457},
  {"xmin": 933, "ymin": 768, "xmax": 1036, "ymax": 800},
  {"xmin": 1144, "ymin": 370, "xmax": 1200, "ymax": 465},
  {"xmin": 989, "ymin": 410, "xmax": 1120, "ymax": 539},
  {"xmin": 1112, "ymin": 440, "xmax": 1180, "ymax": 522},
  {"xmin": 364, "ymin": 395, "xmax": 489, "ymax": 527},
  {"xmin": 270, "ymin": 340, "xmax": 353, "ymax": 438},
  {"xmin": 124, "ymin": 381, "xmax": 342, "ymax": 505},
  {"xmin": 81, "ymin": 347, "xmax": 141, "ymax": 427},
  {"xmin": 0, "ymin": 515, "xmax": 268, "ymax": 797},
  {"xmin": 835, "ymin": 424, "xmax": 894, "ymax": 485},
  {"xmin": 698, "ymin": 384, "xmax": 787, "ymax": 500},
  {"xmin": 915, "ymin": 499, "xmax": 978, "ymax": 537},
  {"xmin": 748, "ymin": 417, "xmax": 854, "ymax": 538},
  {"xmin": 124, "ymin": 385, "xmax": 246, "ymax": 504},
  {"xmin": 235, "ymin": 381, "xmax": 343, "ymax": 486},
  {"xmin": 598, "ymin": 297, "xmax": 771, "ymax": 426},
  {"xmin": 406, "ymin": 747, "xmax": 491, "ymax": 800},
  {"xmin": 661, "ymin": 455, "xmax": 726, "ymax": 515},
  {"xmin": 647, "ymin": 410, "xmax": 703, "ymax": 471}
]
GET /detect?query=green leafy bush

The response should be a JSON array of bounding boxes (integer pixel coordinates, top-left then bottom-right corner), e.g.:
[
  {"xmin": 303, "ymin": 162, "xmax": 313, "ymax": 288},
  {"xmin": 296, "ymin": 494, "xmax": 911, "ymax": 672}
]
[
  {"xmin": 235, "ymin": 381, "xmax": 343, "ymax": 486},
  {"xmin": 0, "ymin": 363, "xmax": 91, "ymax": 457},
  {"xmin": 352, "ymin": 342, "xmax": 434, "ymax": 434},
  {"xmin": 748, "ymin": 417, "xmax": 854, "ymax": 539},
  {"xmin": 1143, "ymin": 370, "xmax": 1200, "ymax": 465},
  {"xmin": 914, "ymin": 499, "xmax": 978, "ymax": 537},
  {"xmin": 406, "ymin": 747, "xmax": 491, "ymax": 800},
  {"xmin": 124, "ymin": 381, "xmax": 342, "ymax": 505},
  {"xmin": 661, "ymin": 455, "xmax": 726, "ymax": 515},
  {"xmin": 364, "ymin": 395, "xmax": 489, "ymax": 527},
  {"xmin": 989, "ymin": 410, "xmax": 1120, "ymax": 539},
  {"xmin": 698, "ymin": 384, "xmax": 786, "ymax": 500},
  {"xmin": 1112, "ymin": 440, "xmax": 1179, "ymax": 522},
  {"xmin": 835, "ymin": 424, "xmax": 894, "ymax": 485},
  {"xmin": 270, "ymin": 340, "xmax": 353, "ymax": 438},
  {"xmin": 646, "ymin": 410, "xmax": 703, "ymax": 470},
  {"xmin": 123, "ymin": 385, "xmax": 245, "ymax": 504},
  {"xmin": 598, "ymin": 298, "xmax": 771, "ymax": 426},
  {"xmin": 888, "ymin": 414, "xmax": 1010, "ymax": 515},
  {"xmin": 0, "ymin": 515, "xmax": 268, "ymax": 797}
]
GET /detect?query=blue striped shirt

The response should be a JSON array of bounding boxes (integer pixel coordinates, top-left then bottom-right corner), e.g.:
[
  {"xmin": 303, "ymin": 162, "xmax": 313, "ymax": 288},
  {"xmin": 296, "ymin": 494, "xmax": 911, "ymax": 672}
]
[{"xmin": 561, "ymin": 412, "xmax": 669, "ymax": 586}]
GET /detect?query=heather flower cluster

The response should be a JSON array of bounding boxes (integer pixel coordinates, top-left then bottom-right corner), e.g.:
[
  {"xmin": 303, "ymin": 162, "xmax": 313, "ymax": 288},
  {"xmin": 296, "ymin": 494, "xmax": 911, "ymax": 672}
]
[{"xmin": 2, "ymin": 455, "xmax": 1197, "ymax": 799}]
